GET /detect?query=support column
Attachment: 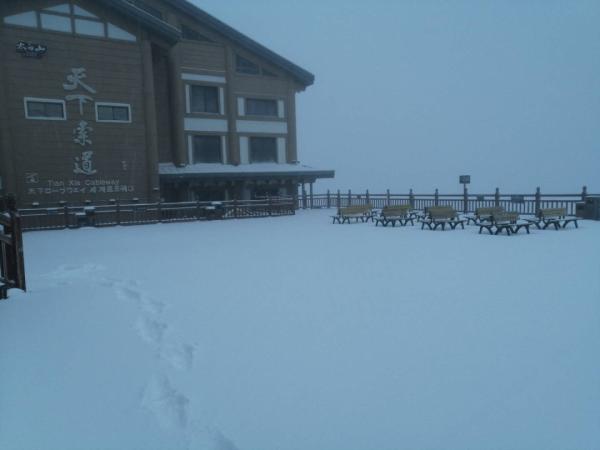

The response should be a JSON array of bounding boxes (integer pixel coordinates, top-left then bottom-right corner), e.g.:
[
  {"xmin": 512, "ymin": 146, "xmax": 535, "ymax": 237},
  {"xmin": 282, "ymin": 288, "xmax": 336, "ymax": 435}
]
[
  {"xmin": 301, "ymin": 183, "xmax": 307, "ymax": 209},
  {"xmin": 0, "ymin": 60, "xmax": 17, "ymax": 199},
  {"xmin": 142, "ymin": 39, "xmax": 160, "ymax": 201},
  {"xmin": 224, "ymin": 47, "xmax": 239, "ymax": 165},
  {"xmin": 167, "ymin": 44, "xmax": 187, "ymax": 167},
  {"xmin": 309, "ymin": 182, "xmax": 314, "ymax": 209}
]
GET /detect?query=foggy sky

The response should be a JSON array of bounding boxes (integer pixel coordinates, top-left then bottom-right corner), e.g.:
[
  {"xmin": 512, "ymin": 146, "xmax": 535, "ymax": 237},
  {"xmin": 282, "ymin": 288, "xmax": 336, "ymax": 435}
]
[{"xmin": 193, "ymin": 0, "xmax": 600, "ymax": 194}]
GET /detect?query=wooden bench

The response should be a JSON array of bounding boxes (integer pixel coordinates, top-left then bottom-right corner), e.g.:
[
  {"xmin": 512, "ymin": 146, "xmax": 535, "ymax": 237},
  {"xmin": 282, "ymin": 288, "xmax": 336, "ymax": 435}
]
[
  {"xmin": 331, "ymin": 205, "xmax": 374, "ymax": 224},
  {"xmin": 465, "ymin": 206, "xmax": 505, "ymax": 225},
  {"xmin": 421, "ymin": 206, "xmax": 465, "ymax": 230},
  {"xmin": 478, "ymin": 212, "xmax": 531, "ymax": 235},
  {"xmin": 526, "ymin": 208, "xmax": 578, "ymax": 230},
  {"xmin": 374, "ymin": 205, "xmax": 414, "ymax": 227}
]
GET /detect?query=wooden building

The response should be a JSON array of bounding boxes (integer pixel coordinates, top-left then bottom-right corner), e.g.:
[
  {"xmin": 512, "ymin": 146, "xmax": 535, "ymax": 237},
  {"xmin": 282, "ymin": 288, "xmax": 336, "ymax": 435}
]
[{"xmin": 0, "ymin": 0, "xmax": 334, "ymax": 206}]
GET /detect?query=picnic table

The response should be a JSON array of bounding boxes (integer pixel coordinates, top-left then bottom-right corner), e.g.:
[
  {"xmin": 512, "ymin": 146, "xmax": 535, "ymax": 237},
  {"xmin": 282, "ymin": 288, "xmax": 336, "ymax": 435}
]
[
  {"xmin": 478, "ymin": 212, "xmax": 531, "ymax": 235},
  {"xmin": 331, "ymin": 205, "xmax": 374, "ymax": 224},
  {"xmin": 421, "ymin": 206, "xmax": 465, "ymax": 230},
  {"xmin": 374, "ymin": 205, "xmax": 414, "ymax": 227},
  {"xmin": 526, "ymin": 208, "xmax": 578, "ymax": 230}
]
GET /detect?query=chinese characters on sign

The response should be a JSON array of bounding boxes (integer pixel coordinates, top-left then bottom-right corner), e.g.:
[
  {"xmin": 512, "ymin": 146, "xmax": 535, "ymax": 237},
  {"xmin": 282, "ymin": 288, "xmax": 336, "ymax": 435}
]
[
  {"xmin": 26, "ymin": 178, "xmax": 134, "ymax": 196},
  {"xmin": 16, "ymin": 41, "xmax": 47, "ymax": 58},
  {"xmin": 63, "ymin": 68, "xmax": 99, "ymax": 176},
  {"xmin": 73, "ymin": 150, "xmax": 97, "ymax": 175}
]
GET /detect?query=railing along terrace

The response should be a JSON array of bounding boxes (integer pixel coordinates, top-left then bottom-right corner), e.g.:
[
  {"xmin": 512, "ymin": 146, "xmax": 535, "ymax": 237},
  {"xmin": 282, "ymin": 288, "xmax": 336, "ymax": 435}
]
[
  {"xmin": 299, "ymin": 186, "xmax": 592, "ymax": 216},
  {"xmin": 18, "ymin": 197, "xmax": 296, "ymax": 231}
]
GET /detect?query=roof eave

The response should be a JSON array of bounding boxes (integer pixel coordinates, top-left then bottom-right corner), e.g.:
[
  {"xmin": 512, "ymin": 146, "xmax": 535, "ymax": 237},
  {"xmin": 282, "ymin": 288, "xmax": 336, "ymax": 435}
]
[{"xmin": 163, "ymin": 0, "xmax": 315, "ymax": 87}]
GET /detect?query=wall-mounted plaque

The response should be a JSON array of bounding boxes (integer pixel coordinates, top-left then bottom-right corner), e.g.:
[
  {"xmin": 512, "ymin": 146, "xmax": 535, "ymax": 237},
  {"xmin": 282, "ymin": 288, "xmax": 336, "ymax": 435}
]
[{"xmin": 16, "ymin": 41, "xmax": 47, "ymax": 58}]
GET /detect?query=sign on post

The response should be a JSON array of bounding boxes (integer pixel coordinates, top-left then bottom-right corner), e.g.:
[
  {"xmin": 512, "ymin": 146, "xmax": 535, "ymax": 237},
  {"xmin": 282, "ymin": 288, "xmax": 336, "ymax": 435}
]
[{"xmin": 459, "ymin": 175, "xmax": 471, "ymax": 185}]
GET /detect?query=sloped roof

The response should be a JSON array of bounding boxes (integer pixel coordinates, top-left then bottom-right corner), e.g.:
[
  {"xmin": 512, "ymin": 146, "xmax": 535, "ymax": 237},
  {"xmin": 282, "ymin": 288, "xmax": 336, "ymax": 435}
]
[
  {"xmin": 163, "ymin": 0, "xmax": 315, "ymax": 87},
  {"xmin": 99, "ymin": 0, "xmax": 314, "ymax": 87}
]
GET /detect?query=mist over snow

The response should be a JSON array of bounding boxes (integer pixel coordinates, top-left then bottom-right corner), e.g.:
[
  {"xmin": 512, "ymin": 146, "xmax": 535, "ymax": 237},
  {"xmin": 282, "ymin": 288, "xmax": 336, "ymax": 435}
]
[{"xmin": 193, "ymin": 0, "xmax": 600, "ymax": 193}]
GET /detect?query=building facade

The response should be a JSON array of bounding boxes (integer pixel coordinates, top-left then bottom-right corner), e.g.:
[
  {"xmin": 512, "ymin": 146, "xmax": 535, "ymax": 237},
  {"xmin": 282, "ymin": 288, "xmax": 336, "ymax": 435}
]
[{"xmin": 0, "ymin": 0, "xmax": 333, "ymax": 206}]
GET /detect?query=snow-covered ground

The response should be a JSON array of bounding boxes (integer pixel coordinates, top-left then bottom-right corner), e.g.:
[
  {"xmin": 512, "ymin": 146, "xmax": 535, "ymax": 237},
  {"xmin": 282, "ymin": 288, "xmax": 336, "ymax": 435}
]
[{"xmin": 1, "ymin": 209, "xmax": 599, "ymax": 450}]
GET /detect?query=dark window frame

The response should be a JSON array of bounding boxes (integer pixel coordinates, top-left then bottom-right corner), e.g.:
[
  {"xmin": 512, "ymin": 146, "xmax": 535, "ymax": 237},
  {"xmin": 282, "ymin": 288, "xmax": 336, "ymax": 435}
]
[
  {"xmin": 189, "ymin": 85, "xmax": 220, "ymax": 114},
  {"xmin": 249, "ymin": 136, "xmax": 278, "ymax": 163},
  {"xmin": 245, "ymin": 98, "xmax": 278, "ymax": 117},
  {"xmin": 95, "ymin": 102, "xmax": 131, "ymax": 123},
  {"xmin": 191, "ymin": 135, "xmax": 223, "ymax": 164},
  {"xmin": 24, "ymin": 97, "xmax": 66, "ymax": 120}
]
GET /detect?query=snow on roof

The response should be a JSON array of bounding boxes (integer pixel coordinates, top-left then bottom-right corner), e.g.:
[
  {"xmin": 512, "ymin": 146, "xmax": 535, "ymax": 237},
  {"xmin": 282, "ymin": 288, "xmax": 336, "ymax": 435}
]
[{"xmin": 158, "ymin": 162, "xmax": 334, "ymax": 179}]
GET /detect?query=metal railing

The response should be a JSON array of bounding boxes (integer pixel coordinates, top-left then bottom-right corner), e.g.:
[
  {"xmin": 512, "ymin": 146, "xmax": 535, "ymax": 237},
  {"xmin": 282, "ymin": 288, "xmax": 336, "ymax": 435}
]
[
  {"xmin": 19, "ymin": 197, "xmax": 296, "ymax": 232},
  {"xmin": 298, "ymin": 186, "xmax": 593, "ymax": 216}
]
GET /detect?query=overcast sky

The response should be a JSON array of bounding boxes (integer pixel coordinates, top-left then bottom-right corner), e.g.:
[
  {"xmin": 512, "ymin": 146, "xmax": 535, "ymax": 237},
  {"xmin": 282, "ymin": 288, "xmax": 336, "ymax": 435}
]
[{"xmin": 193, "ymin": 0, "xmax": 599, "ymax": 194}]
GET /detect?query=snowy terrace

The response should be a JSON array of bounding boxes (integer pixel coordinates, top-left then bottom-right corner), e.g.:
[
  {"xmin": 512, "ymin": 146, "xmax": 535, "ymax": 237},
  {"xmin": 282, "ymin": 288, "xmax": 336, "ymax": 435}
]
[{"xmin": 1, "ymin": 209, "xmax": 599, "ymax": 450}]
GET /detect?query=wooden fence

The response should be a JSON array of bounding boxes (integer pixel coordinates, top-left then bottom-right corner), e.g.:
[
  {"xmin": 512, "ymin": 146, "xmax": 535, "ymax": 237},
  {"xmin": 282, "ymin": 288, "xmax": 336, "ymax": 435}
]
[
  {"xmin": 297, "ymin": 186, "xmax": 593, "ymax": 216},
  {"xmin": 18, "ymin": 197, "xmax": 296, "ymax": 232},
  {"xmin": 1, "ymin": 198, "xmax": 26, "ymax": 299}
]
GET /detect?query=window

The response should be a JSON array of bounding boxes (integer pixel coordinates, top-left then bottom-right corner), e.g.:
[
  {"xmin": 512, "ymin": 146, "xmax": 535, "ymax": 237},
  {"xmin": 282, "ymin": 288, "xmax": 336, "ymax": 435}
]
[
  {"xmin": 189, "ymin": 86, "xmax": 219, "ymax": 114},
  {"xmin": 3, "ymin": 11, "xmax": 38, "ymax": 28},
  {"xmin": 75, "ymin": 18, "xmax": 104, "ymax": 37},
  {"xmin": 236, "ymin": 55, "xmax": 260, "ymax": 75},
  {"xmin": 245, "ymin": 98, "xmax": 278, "ymax": 117},
  {"xmin": 250, "ymin": 137, "xmax": 277, "ymax": 163},
  {"xmin": 96, "ymin": 103, "xmax": 131, "ymax": 123},
  {"xmin": 107, "ymin": 23, "xmax": 136, "ymax": 41},
  {"xmin": 192, "ymin": 136, "xmax": 222, "ymax": 164},
  {"xmin": 24, "ymin": 98, "xmax": 66, "ymax": 120},
  {"xmin": 40, "ymin": 12, "xmax": 72, "ymax": 32},
  {"xmin": 3, "ymin": 5, "xmax": 136, "ymax": 42}
]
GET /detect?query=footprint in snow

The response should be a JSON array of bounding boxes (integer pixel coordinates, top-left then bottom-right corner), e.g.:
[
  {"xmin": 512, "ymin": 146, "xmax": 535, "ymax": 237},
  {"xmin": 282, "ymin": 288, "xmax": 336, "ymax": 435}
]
[
  {"xmin": 141, "ymin": 375, "xmax": 189, "ymax": 430},
  {"xmin": 160, "ymin": 343, "xmax": 196, "ymax": 371},
  {"xmin": 135, "ymin": 317, "xmax": 168, "ymax": 346}
]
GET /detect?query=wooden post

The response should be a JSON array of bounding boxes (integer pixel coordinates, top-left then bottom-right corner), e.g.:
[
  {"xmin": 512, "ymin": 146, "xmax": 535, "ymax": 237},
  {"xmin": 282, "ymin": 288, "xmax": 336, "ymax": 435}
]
[
  {"xmin": 409, "ymin": 189, "xmax": 415, "ymax": 209},
  {"xmin": 348, "ymin": 189, "xmax": 352, "ymax": 206},
  {"xmin": 495, "ymin": 188, "xmax": 500, "ymax": 207},
  {"xmin": 63, "ymin": 204, "xmax": 69, "ymax": 229},
  {"xmin": 301, "ymin": 184, "xmax": 307, "ymax": 209},
  {"xmin": 582, "ymin": 185, "xmax": 588, "ymax": 201},
  {"xmin": 326, "ymin": 190, "xmax": 331, "ymax": 209},
  {"xmin": 535, "ymin": 187, "xmax": 541, "ymax": 215},
  {"xmin": 463, "ymin": 185, "xmax": 469, "ymax": 213},
  {"xmin": 386, "ymin": 189, "xmax": 391, "ymax": 206},
  {"xmin": 365, "ymin": 189, "xmax": 370, "ymax": 206},
  {"xmin": 309, "ymin": 182, "xmax": 314, "ymax": 209},
  {"xmin": 337, "ymin": 190, "xmax": 341, "ymax": 209},
  {"xmin": 434, "ymin": 188, "xmax": 439, "ymax": 206}
]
